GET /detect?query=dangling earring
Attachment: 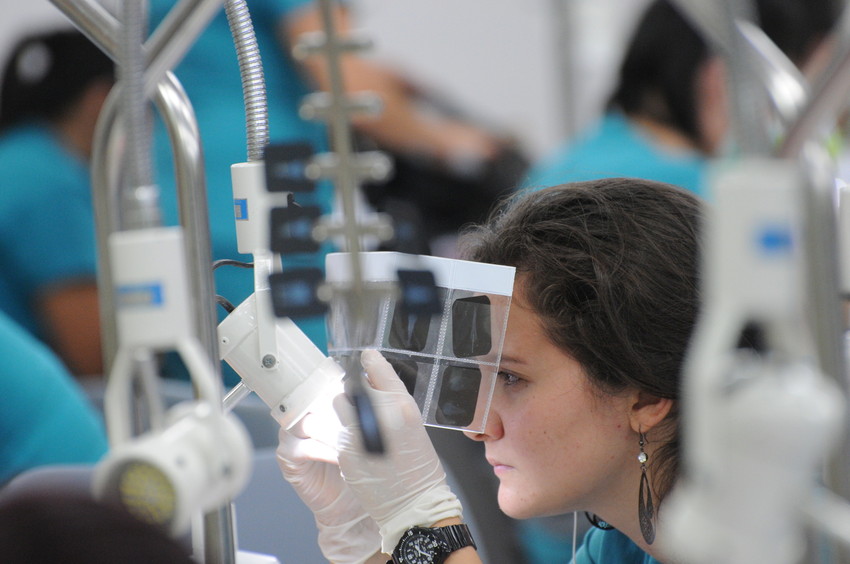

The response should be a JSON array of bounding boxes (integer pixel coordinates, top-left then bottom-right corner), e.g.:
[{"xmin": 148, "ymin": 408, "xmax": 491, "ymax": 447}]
[{"xmin": 638, "ymin": 431, "xmax": 656, "ymax": 544}]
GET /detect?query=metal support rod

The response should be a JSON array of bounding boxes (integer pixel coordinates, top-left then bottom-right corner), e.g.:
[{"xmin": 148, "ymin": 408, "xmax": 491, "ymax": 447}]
[
  {"xmin": 90, "ymin": 73, "xmax": 234, "ymax": 564},
  {"xmin": 52, "ymin": 0, "xmax": 235, "ymax": 561},
  {"xmin": 119, "ymin": 0, "xmax": 158, "ymax": 228},
  {"xmin": 670, "ymin": 0, "xmax": 773, "ymax": 155},
  {"xmin": 315, "ymin": 0, "xmax": 365, "ymax": 292},
  {"xmin": 549, "ymin": 0, "xmax": 580, "ymax": 142},
  {"xmin": 799, "ymin": 145, "xmax": 850, "ymax": 564},
  {"xmin": 779, "ymin": 6, "xmax": 850, "ymax": 159},
  {"xmin": 779, "ymin": 13, "xmax": 850, "ymax": 563},
  {"xmin": 51, "ymin": 0, "xmax": 225, "ymax": 371}
]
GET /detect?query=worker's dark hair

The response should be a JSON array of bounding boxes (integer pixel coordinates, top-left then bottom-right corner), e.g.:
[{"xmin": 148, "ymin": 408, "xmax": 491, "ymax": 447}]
[{"xmin": 0, "ymin": 29, "xmax": 114, "ymax": 132}]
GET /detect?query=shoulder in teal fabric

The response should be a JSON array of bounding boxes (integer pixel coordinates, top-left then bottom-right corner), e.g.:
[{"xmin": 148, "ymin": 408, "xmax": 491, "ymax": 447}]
[
  {"xmin": 0, "ymin": 311, "xmax": 108, "ymax": 486},
  {"xmin": 524, "ymin": 112, "xmax": 707, "ymax": 199},
  {"xmin": 571, "ymin": 527, "xmax": 663, "ymax": 564},
  {"xmin": 0, "ymin": 124, "xmax": 97, "ymax": 339}
]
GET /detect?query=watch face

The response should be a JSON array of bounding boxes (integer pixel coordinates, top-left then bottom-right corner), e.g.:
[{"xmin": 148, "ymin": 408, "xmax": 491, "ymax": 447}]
[{"xmin": 399, "ymin": 532, "xmax": 442, "ymax": 564}]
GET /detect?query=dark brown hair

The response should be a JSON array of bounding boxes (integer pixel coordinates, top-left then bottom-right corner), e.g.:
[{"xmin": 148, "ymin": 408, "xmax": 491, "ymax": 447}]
[
  {"xmin": 0, "ymin": 492, "xmax": 194, "ymax": 563},
  {"xmin": 459, "ymin": 178, "xmax": 702, "ymax": 501},
  {"xmin": 0, "ymin": 29, "xmax": 114, "ymax": 132}
]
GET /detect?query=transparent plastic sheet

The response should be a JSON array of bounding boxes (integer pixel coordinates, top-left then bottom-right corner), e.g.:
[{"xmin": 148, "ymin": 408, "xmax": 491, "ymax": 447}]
[{"xmin": 326, "ymin": 252, "xmax": 515, "ymax": 433}]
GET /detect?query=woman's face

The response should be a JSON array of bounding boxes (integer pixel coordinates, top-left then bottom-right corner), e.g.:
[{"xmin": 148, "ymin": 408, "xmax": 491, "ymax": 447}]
[{"xmin": 466, "ymin": 281, "xmax": 638, "ymax": 519}]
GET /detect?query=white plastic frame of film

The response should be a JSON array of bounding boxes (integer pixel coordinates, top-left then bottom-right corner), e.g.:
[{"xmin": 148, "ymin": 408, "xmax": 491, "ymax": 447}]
[{"xmin": 325, "ymin": 251, "xmax": 516, "ymax": 433}]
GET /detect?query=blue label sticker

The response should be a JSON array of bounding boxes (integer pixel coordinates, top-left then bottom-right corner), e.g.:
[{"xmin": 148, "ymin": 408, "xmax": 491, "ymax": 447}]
[
  {"xmin": 116, "ymin": 283, "xmax": 164, "ymax": 309},
  {"xmin": 234, "ymin": 198, "xmax": 248, "ymax": 221},
  {"xmin": 757, "ymin": 224, "xmax": 793, "ymax": 255}
]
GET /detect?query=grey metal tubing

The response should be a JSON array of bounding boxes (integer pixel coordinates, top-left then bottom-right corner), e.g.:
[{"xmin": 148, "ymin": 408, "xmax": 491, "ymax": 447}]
[
  {"xmin": 146, "ymin": 0, "xmax": 224, "ymax": 96},
  {"xmin": 736, "ymin": 20, "xmax": 808, "ymax": 129},
  {"xmin": 778, "ymin": 13, "xmax": 850, "ymax": 561},
  {"xmin": 669, "ymin": 0, "xmax": 773, "ymax": 155},
  {"xmin": 90, "ymin": 87, "xmax": 123, "ymax": 370},
  {"xmin": 224, "ymin": 0, "xmax": 269, "ymax": 161},
  {"xmin": 156, "ymin": 75, "xmax": 222, "ymax": 373},
  {"xmin": 119, "ymin": 0, "xmax": 157, "ymax": 223},
  {"xmin": 90, "ymin": 72, "xmax": 235, "ymax": 564},
  {"xmin": 50, "ymin": 0, "xmax": 224, "ymax": 405},
  {"xmin": 779, "ymin": 6, "xmax": 850, "ymax": 159},
  {"xmin": 53, "ymin": 0, "xmax": 235, "ymax": 560},
  {"xmin": 549, "ymin": 0, "xmax": 580, "ymax": 143}
]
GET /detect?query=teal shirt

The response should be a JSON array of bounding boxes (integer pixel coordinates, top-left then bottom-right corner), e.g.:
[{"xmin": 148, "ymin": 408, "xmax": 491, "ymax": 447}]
[
  {"xmin": 0, "ymin": 124, "xmax": 97, "ymax": 340},
  {"xmin": 149, "ymin": 0, "xmax": 333, "ymax": 364},
  {"xmin": 573, "ymin": 528, "xmax": 663, "ymax": 564},
  {"xmin": 0, "ymin": 312, "xmax": 108, "ymax": 485},
  {"xmin": 525, "ymin": 112, "xmax": 707, "ymax": 198}
]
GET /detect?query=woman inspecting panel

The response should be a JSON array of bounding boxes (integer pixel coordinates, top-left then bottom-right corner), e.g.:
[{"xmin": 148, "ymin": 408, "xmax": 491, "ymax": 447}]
[{"xmin": 277, "ymin": 177, "xmax": 701, "ymax": 563}]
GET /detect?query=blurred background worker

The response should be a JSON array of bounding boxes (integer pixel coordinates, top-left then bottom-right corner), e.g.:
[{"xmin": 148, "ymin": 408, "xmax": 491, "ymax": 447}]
[
  {"xmin": 0, "ymin": 309, "xmax": 107, "ymax": 487},
  {"xmin": 0, "ymin": 29, "xmax": 114, "ymax": 378},
  {"xmin": 524, "ymin": 0, "xmax": 836, "ymax": 199}
]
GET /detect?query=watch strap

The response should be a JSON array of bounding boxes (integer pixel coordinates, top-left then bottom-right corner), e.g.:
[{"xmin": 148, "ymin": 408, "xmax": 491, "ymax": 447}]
[{"xmin": 439, "ymin": 524, "xmax": 477, "ymax": 553}]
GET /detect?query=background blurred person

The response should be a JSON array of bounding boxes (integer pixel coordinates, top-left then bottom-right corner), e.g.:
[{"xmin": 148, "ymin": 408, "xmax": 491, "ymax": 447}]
[{"xmin": 0, "ymin": 29, "xmax": 113, "ymax": 377}]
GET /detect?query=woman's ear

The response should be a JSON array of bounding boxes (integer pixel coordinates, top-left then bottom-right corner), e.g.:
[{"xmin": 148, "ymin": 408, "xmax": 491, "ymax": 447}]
[{"xmin": 628, "ymin": 391, "xmax": 674, "ymax": 433}]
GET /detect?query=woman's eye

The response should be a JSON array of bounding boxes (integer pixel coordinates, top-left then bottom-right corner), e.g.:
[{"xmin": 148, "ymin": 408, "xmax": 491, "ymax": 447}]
[{"xmin": 498, "ymin": 371, "xmax": 521, "ymax": 386}]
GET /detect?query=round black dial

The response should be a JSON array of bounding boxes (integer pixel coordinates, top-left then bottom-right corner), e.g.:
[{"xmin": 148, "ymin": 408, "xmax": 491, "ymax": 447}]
[{"xmin": 400, "ymin": 533, "xmax": 442, "ymax": 564}]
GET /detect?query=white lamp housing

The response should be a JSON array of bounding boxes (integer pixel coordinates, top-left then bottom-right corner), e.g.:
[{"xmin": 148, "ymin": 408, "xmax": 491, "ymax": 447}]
[
  {"xmin": 93, "ymin": 401, "xmax": 253, "ymax": 537},
  {"xmin": 218, "ymin": 292, "xmax": 345, "ymax": 430}
]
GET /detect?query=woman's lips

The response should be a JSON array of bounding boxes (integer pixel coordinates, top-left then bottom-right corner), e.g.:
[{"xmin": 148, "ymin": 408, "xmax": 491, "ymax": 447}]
[{"xmin": 487, "ymin": 458, "xmax": 513, "ymax": 476}]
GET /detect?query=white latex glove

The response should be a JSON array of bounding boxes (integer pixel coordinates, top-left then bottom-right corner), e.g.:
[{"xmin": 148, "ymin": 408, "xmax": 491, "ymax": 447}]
[
  {"xmin": 276, "ymin": 409, "xmax": 382, "ymax": 564},
  {"xmin": 334, "ymin": 349, "xmax": 463, "ymax": 554}
]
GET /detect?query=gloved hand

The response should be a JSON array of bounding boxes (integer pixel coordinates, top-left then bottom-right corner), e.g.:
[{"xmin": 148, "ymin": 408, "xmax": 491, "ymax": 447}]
[
  {"xmin": 334, "ymin": 349, "xmax": 463, "ymax": 554},
  {"xmin": 276, "ymin": 408, "xmax": 382, "ymax": 564}
]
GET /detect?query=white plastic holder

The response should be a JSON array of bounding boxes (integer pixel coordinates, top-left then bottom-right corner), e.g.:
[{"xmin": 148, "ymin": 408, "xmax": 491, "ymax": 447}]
[{"xmin": 232, "ymin": 161, "xmax": 290, "ymax": 255}]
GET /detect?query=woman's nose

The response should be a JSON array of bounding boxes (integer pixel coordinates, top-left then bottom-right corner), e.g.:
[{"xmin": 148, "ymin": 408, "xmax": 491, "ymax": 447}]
[{"xmin": 463, "ymin": 406, "xmax": 503, "ymax": 441}]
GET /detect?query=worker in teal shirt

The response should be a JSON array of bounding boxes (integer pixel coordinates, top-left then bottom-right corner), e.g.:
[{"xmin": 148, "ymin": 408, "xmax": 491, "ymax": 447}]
[
  {"xmin": 0, "ymin": 30, "xmax": 114, "ymax": 377},
  {"xmin": 573, "ymin": 528, "xmax": 663, "ymax": 564},
  {"xmin": 0, "ymin": 310, "xmax": 108, "ymax": 486},
  {"xmin": 525, "ymin": 0, "xmax": 832, "ymax": 205},
  {"xmin": 525, "ymin": 111, "xmax": 706, "ymax": 198}
]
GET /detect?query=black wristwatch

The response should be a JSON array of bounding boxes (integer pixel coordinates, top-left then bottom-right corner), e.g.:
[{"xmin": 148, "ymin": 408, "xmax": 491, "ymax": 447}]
[{"xmin": 389, "ymin": 524, "xmax": 476, "ymax": 564}]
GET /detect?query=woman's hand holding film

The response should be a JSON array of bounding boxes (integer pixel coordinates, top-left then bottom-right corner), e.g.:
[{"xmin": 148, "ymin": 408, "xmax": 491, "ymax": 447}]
[
  {"xmin": 333, "ymin": 349, "xmax": 463, "ymax": 554},
  {"xmin": 276, "ymin": 409, "xmax": 382, "ymax": 563}
]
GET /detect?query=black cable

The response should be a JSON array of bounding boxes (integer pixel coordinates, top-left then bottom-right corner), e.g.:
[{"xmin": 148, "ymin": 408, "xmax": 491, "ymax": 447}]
[
  {"xmin": 216, "ymin": 295, "xmax": 236, "ymax": 314},
  {"xmin": 212, "ymin": 259, "xmax": 254, "ymax": 271},
  {"xmin": 212, "ymin": 259, "xmax": 252, "ymax": 313}
]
